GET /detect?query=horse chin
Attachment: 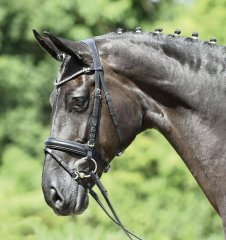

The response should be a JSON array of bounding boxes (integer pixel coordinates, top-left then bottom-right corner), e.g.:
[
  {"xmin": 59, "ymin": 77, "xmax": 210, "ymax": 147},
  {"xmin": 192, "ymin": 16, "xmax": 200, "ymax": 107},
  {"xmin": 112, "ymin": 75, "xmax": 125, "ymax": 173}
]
[{"xmin": 71, "ymin": 184, "xmax": 89, "ymax": 215}]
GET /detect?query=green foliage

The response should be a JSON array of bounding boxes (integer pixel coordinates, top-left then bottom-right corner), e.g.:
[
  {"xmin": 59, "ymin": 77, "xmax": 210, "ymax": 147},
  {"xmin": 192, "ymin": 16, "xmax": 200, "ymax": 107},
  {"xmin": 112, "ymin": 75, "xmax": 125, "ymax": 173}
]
[
  {"xmin": 153, "ymin": 0, "xmax": 226, "ymax": 44},
  {"xmin": 0, "ymin": 0, "xmax": 225, "ymax": 239}
]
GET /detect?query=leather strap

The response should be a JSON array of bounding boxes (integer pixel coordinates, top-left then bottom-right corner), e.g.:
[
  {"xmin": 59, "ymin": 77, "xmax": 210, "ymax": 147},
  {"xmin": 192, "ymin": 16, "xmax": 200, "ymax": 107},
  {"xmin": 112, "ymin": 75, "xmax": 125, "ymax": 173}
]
[
  {"xmin": 81, "ymin": 39, "xmax": 123, "ymax": 155},
  {"xmin": 89, "ymin": 189, "xmax": 143, "ymax": 240},
  {"xmin": 45, "ymin": 147, "xmax": 80, "ymax": 180},
  {"xmin": 90, "ymin": 172, "xmax": 143, "ymax": 240}
]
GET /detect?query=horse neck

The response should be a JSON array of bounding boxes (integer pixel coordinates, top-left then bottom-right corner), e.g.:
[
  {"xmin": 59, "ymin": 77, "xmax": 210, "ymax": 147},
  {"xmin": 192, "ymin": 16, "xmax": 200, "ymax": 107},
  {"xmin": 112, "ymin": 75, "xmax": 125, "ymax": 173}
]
[
  {"xmin": 99, "ymin": 35, "xmax": 226, "ymax": 152},
  {"xmin": 99, "ymin": 35, "xmax": 226, "ymax": 210}
]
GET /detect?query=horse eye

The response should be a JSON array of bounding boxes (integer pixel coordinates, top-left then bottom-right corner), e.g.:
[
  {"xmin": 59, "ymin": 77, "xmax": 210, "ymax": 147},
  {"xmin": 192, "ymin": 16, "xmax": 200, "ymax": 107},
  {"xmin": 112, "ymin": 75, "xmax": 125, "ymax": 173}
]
[
  {"xmin": 72, "ymin": 97, "xmax": 87, "ymax": 107},
  {"xmin": 67, "ymin": 95, "xmax": 89, "ymax": 113},
  {"xmin": 72, "ymin": 97, "xmax": 88, "ymax": 112}
]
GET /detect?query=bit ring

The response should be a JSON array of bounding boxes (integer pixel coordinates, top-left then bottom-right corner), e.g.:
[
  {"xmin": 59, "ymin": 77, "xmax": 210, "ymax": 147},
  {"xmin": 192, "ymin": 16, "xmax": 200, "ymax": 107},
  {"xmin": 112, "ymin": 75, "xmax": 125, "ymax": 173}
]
[{"xmin": 77, "ymin": 157, "xmax": 97, "ymax": 178}]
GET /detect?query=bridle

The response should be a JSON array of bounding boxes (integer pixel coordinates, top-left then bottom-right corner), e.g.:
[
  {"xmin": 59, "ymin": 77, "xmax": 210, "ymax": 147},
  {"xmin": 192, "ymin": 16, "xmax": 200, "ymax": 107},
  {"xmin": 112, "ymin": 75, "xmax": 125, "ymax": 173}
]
[{"xmin": 44, "ymin": 39, "xmax": 142, "ymax": 240}]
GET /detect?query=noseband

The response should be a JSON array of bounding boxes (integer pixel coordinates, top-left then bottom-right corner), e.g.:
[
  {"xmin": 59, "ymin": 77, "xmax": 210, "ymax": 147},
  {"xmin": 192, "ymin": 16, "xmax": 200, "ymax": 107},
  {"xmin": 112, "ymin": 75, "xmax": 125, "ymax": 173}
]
[{"xmin": 44, "ymin": 39, "xmax": 142, "ymax": 240}]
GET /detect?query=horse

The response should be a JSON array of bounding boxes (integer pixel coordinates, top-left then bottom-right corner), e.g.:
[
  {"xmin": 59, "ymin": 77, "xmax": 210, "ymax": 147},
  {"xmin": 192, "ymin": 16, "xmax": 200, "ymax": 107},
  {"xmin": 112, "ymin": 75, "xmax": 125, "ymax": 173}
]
[{"xmin": 33, "ymin": 28, "xmax": 226, "ymax": 239}]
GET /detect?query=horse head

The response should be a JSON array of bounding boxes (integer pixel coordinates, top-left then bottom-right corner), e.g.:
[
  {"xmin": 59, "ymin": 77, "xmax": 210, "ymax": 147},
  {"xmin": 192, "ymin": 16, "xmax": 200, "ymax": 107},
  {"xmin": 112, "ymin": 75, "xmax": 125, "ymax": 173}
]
[{"xmin": 33, "ymin": 30, "xmax": 143, "ymax": 216}]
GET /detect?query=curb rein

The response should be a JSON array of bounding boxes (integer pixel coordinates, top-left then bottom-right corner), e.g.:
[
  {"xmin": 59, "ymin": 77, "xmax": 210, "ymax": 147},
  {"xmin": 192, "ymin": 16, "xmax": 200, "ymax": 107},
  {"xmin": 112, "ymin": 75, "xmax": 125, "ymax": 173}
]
[{"xmin": 44, "ymin": 39, "xmax": 143, "ymax": 240}]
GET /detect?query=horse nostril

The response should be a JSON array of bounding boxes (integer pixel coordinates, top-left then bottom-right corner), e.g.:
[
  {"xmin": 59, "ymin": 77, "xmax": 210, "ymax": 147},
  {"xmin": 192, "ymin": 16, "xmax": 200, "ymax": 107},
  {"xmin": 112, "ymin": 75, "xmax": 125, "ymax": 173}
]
[{"xmin": 50, "ymin": 187, "xmax": 64, "ymax": 208}]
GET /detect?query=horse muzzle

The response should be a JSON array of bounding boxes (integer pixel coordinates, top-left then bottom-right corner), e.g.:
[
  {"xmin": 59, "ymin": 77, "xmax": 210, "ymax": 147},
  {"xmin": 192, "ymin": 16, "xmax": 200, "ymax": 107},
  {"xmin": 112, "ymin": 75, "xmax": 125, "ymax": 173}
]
[{"xmin": 42, "ymin": 156, "xmax": 90, "ymax": 216}]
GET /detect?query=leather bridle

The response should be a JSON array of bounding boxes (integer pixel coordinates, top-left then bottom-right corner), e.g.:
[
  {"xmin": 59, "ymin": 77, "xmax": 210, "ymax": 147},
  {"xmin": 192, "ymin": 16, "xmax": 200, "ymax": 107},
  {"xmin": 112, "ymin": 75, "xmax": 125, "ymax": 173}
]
[{"xmin": 44, "ymin": 39, "xmax": 142, "ymax": 240}]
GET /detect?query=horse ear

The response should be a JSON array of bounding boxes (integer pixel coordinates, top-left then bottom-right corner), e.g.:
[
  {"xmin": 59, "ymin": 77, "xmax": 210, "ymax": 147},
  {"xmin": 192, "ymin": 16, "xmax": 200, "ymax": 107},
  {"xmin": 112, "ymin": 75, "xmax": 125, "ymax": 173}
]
[
  {"xmin": 33, "ymin": 29, "xmax": 63, "ymax": 61},
  {"xmin": 43, "ymin": 31, "xmax": 90, "ymax": 66}
]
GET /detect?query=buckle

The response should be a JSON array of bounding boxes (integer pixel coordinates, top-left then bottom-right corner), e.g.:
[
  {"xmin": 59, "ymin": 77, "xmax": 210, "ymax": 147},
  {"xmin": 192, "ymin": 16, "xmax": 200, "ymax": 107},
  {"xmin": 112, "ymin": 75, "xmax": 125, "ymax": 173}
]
[
  {"xmin": 116, "ymin": 151, "xmax": 124, "ymax": 157},
  {"xmin": 104, "ymin": 164, "xmax": 111, "ymax": 173},
  {"xmin": 88, "ymin": 141, "xmax": 95, "ymax": 147},
  {"xmin": 83, "ymin": 67, "xmax": 93, "ymax": 73},
  {"xmin": 95, "ymin": 88, "xmax": 101, "ymax": 99},
  {"xmin": 94, "ymin": 66, "xmax": 103, "ymax": 71}
]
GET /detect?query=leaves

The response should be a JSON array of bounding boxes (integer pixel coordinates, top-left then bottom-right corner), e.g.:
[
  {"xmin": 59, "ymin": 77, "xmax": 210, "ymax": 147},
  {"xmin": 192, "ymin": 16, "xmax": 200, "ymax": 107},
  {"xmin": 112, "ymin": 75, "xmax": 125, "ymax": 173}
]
[{"xmin": 0, "ymin": 0, "xmax": 225, "ymax": 239}]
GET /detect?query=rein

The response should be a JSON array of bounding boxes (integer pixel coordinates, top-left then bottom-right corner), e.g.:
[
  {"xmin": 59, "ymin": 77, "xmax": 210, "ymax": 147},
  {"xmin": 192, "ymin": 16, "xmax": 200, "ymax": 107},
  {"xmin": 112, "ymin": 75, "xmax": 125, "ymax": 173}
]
[{"xmin": 44, "ymin": 39, "xmax": 143, "ymax": 240}]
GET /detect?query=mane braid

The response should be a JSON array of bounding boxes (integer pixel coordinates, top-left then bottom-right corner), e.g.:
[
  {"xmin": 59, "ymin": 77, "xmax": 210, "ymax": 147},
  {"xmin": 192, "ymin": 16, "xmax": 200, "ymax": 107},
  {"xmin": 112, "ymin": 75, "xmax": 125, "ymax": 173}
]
[
  {"xmin": 97, "ymin": 31, "xmax": 226, "ymax": 51},
  {"xmin": 95, "ymin": 31, "xmax": 226, "ymax": 67}
]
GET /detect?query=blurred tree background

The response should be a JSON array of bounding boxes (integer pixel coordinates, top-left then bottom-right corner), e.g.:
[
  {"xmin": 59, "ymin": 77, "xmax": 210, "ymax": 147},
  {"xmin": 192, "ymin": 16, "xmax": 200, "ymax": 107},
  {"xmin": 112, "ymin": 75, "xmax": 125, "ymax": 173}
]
[{"xmin": 0, "ymin": 0, "xmax": 225, "ymax": 239}]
